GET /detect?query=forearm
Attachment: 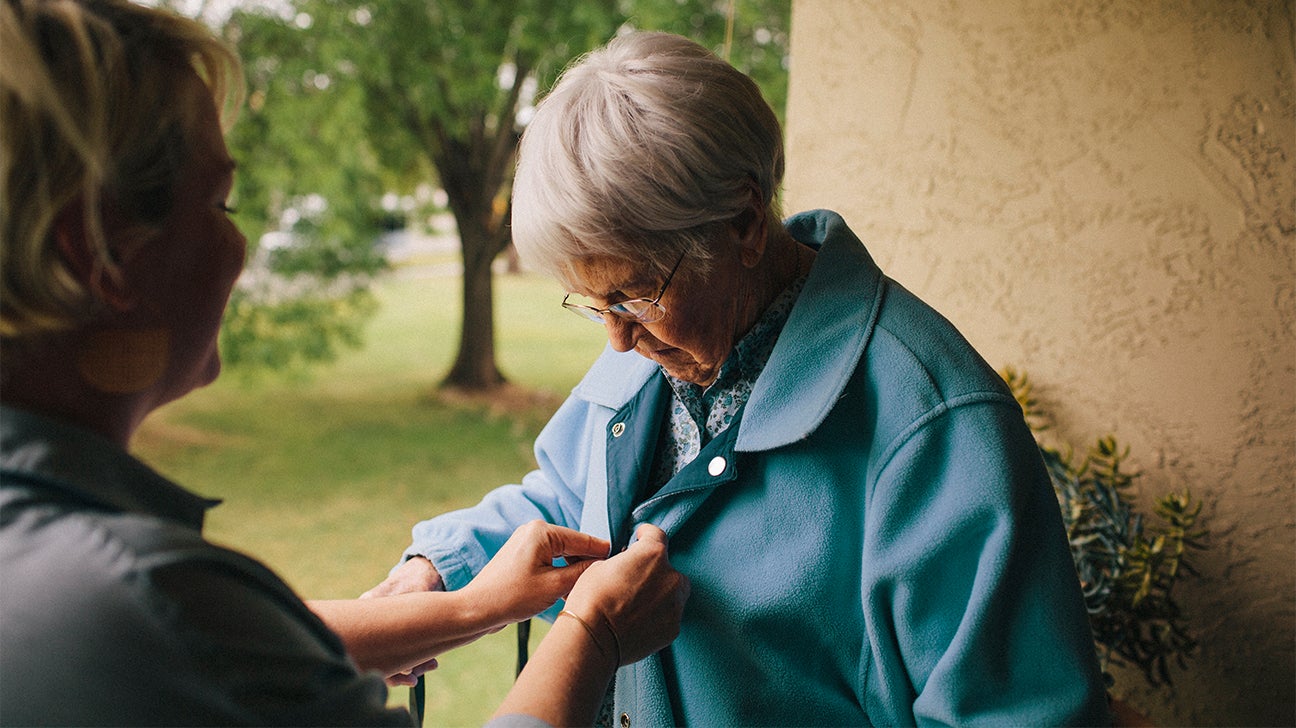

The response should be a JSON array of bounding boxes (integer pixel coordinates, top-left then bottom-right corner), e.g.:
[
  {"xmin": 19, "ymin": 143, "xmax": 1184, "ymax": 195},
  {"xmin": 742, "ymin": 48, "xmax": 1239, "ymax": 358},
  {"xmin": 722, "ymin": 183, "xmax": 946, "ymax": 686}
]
[
  {"xmin": 493, "ymin": 615, "xmax": 618, "ymax": 727},
  {"xmin": 308, "ymin": 591, "xmax": 499, "ymax": 677},
  {"xmin": 331, "ymin": 522, "xmax": 613, "ymax": 680}
]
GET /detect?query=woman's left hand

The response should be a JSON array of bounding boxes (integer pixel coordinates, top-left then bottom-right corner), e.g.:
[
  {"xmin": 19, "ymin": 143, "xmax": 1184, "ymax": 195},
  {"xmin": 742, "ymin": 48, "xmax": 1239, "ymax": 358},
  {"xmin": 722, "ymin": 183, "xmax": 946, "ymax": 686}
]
[{"xmin": 461, "ymin": 520, "xmax": 612, "ymax": 625}]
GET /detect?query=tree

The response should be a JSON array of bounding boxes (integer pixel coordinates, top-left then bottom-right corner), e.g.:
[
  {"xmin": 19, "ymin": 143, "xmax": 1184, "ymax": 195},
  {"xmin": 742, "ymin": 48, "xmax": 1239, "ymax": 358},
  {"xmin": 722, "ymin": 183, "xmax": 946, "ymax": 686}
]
[
  {"xmin": 336, "ymin": 1, "xmax": 626, "ymax": 389},
  {"xmin": 218, "ymin": 5, "xmax": 390, "ymax": 374},
  {"xmin": 219, "ymin": 0, "xmax": 791, "ymax": 390}
]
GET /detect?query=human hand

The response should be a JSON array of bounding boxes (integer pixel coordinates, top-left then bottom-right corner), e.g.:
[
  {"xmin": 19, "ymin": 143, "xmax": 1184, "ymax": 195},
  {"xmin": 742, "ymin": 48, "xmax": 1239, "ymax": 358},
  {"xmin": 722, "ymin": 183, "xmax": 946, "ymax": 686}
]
[
  {"xmin": 361, "ymin": 556, "xmax": 444, "ymax": 599},
  {"xmin": 460, "ymin": 520, "xmax": 612, "ymax": 626},
  {"xmin": 562, "ymin": 523, "xmax": 690, "ymax": 666},
  {"xmin": 385, "ymin": 657, "xmax": 437, "ymax": 687}
]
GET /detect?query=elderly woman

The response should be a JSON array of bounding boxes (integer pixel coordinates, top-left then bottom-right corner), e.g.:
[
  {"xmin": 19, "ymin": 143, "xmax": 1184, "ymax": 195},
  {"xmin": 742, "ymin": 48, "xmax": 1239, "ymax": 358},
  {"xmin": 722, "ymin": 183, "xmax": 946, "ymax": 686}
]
[
  {"xmin": 372, "ymin": 31, "xmax": 1111, "ymax": 726},
  {"xmin": 0, "ymin": 2, "xmax": 686, "ymax": 725}
]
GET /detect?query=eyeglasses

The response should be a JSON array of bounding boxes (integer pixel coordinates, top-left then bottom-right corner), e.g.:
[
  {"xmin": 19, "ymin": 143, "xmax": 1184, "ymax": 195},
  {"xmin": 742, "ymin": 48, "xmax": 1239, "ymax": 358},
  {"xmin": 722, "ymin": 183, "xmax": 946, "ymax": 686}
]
[{"xmin": 562, "ymin": 252, "xmax": 685, "ymax": 324}]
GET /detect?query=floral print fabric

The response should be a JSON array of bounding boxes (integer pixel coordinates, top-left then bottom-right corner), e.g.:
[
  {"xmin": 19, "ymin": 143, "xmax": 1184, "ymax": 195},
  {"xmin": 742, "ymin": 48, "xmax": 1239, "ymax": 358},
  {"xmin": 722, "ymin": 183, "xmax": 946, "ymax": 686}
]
[{"xmin": 648, "ymin": 272, "xmax": 809, "ymax": 492}]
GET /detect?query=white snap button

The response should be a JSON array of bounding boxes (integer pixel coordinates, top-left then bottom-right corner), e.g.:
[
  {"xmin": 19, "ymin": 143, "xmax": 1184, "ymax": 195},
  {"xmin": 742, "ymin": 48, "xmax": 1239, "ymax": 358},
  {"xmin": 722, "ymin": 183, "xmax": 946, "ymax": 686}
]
[
  {"xmin": 708, "ymin": 456, "xmax": 726, "ymax": 476},
  {"xmin": 611, "ymin": 422, "xmax": 625, "ymax": 437}
]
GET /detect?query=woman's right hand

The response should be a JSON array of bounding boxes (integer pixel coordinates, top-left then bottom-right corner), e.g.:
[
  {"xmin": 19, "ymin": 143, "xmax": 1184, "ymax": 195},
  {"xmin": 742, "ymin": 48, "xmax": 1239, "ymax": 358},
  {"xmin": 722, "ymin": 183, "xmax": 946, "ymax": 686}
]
[{"xmin": 561, "ymin": 523, "xmax": 690, "ymax": 666}]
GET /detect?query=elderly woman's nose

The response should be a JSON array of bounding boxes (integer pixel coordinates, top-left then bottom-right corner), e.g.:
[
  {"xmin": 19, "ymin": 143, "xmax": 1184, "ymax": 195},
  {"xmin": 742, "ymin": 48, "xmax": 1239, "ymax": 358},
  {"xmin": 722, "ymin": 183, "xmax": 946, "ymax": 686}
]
[{"xmin": 605, "ymin": 316, "xmax": 642, "ymax": 352}]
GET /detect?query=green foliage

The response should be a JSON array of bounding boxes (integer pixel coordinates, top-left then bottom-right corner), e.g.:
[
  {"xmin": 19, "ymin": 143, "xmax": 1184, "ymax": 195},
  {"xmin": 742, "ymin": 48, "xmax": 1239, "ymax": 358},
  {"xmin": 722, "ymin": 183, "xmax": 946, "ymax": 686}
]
[
  {"xmin": 1000, "ymin": 367, "xmax": 1209, "ymax": 687},
  {"xmin": 219, "ymin": 285, "xmax": 378, "ymax": 377},
  {"xmin": 621, "ymin": 0, "xmax": 792, "ymax": 122},
  {"xmin": 215, "ymin": 5, "xmax": 393, "ymax": 371}
]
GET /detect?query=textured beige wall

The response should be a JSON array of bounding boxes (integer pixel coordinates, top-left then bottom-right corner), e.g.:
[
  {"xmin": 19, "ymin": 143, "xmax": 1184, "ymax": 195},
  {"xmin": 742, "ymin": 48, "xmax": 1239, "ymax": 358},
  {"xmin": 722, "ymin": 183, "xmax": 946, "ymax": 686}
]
[{"xmin": 783, "ymin": 1, "xmax": 1294, "ymax": 725}]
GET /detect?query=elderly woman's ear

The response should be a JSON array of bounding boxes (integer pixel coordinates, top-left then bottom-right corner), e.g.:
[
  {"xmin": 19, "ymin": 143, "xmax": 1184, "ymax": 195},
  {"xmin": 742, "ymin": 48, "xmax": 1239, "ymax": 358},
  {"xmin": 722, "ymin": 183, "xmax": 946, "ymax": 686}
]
[{"xmin": 733, "ymin": 191, "xmax": 769, "ymax": 269}]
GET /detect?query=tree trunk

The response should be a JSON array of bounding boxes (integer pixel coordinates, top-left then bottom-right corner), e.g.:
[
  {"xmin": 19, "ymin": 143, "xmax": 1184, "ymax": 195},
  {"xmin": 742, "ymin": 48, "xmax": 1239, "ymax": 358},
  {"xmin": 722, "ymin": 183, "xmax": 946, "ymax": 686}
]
[
  {"xmin": 442, "ymin": 219, "xmax": 506, "ymax": 390},
  {"xmin": 422, "ymin": 105, "xmax": 518, "ymax": 391}
]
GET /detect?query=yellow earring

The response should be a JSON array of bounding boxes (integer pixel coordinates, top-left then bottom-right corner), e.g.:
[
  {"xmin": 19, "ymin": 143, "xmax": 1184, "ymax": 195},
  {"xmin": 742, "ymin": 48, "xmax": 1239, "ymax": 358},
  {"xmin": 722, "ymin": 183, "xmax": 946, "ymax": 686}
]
[{"xmin": 76, "ymin": 328, "xmax": 170, "ymax": 394}]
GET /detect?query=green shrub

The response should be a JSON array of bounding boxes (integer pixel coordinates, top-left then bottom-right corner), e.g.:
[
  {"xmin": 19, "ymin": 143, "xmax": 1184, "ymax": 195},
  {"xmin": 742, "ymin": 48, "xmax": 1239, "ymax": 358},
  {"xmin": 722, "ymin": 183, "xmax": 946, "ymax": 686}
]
[{"xmin": 1001, "ymin": 367, "xmax": 1209, "ymax": 687}]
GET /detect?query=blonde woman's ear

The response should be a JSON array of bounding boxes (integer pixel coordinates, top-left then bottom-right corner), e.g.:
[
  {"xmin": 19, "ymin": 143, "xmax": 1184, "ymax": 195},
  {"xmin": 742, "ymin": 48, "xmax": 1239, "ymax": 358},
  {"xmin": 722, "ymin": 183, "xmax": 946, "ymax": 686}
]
[{"xmin": 51, "ymin": 198, "xmax": 134, "ymax": 313}]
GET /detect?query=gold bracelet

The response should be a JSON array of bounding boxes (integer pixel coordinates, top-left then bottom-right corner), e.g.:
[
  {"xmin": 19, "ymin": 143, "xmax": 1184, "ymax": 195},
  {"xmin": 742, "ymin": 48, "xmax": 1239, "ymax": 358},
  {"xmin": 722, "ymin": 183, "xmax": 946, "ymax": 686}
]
[
  {"xmin": 599, "ymin": 613, "xmax": 623, "ymax": 666},
  {"xmin": 557, "ymin": 609, "xmax": 617, "ymax": 665}
]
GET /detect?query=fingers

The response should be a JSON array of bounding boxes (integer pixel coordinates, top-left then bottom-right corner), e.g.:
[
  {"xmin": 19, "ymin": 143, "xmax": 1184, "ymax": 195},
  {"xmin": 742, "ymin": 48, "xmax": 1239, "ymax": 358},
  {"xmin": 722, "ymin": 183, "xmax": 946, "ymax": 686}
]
[
  {"xmin": 674, "ymin": 570, "xmax": 691, "ymax": 610},
  {"xmin": 560, "ymin": 521, "xmax": 688, "ymax": 666},
  {"xmin": 386, "ymin": 673, "xmax": 417, "ymax": 688},
  {"xmin": 361, "ymin": 580, "xmax": 400, "ymax": 599},
  {"xmin": 386, "ymin": 657, "xmax": 438, "ymax": 687},
  {"xmin": 508, "ymin": 520, "xmax": 610, "ymax": 562},
  {"xmin": 536, "ymin": 521, "xmax": 612, "ymax": 562},
  {"xmin": 361, "ymin": 557, "xmax": 443, "ymax": 598}
]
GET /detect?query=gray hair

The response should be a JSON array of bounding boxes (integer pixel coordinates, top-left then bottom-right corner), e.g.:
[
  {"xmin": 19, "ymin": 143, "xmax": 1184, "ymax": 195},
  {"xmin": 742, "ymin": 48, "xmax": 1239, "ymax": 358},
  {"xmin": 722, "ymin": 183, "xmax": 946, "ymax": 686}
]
[{"xmin": 511, "ymin": 31, "xmax": 784, "ymax": 286}]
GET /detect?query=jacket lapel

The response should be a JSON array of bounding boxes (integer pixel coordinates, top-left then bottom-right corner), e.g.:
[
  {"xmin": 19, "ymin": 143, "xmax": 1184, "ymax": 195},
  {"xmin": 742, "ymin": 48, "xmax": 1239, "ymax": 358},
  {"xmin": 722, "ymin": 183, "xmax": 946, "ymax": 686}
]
[
  {"xmin": 633, "ymin": 416, "xmax": 741, "ymax": 537},
  {"xmin": 604, "ymin": 374, "xmax": 671, "ymax": 551}
]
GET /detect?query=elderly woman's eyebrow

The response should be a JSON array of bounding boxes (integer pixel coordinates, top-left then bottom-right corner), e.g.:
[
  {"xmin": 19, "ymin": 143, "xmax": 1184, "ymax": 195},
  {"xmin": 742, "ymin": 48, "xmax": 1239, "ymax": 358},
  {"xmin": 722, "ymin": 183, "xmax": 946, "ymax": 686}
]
[{"xmin": 584, "ymin": 274, "xmax": 655, "ymax": 300}]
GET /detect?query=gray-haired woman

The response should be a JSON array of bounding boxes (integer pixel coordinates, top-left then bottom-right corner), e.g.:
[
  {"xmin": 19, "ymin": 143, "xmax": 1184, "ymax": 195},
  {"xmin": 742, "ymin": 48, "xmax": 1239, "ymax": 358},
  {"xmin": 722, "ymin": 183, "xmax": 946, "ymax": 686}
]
[{"xmin": 374, "ymin": 31, "xmax": 1111, "ymax": 727}]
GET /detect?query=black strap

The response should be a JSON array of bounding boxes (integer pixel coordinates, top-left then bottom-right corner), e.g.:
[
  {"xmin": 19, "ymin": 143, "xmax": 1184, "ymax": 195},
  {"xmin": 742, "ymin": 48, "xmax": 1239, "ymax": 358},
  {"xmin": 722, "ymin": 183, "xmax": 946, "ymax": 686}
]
[
  {"xmin": 516, "ymin": 619, "xmax": 531, "ymax": 676},
  {"xmin": 409, "ymin": 675, "xmax": 425, "ymax": 726},
  {"xmin": 408, "ymin": 619, "xmax": 527, "ymax": 726}
]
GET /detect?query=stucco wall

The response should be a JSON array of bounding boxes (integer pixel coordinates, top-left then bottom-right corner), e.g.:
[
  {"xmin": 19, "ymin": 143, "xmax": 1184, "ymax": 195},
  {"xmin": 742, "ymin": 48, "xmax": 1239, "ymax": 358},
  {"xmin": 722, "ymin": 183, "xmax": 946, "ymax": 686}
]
[{"xmin": 783, "ymin": 1, "xmax": 1294, "ymax": 725}]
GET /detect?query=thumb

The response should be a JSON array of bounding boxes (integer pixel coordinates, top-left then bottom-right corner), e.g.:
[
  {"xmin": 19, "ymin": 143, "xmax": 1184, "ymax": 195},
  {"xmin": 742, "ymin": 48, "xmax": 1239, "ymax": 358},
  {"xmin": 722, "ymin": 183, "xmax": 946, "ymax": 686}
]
[{"xmin": 631, "ymin": 523, "xmax": 668, "ymax": 548}]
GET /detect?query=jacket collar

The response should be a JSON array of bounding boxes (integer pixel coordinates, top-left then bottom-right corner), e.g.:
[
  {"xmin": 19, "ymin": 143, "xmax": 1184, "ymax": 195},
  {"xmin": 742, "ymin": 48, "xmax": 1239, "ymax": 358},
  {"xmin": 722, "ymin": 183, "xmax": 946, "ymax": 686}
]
[
  {"xmin": 572, "ymin": 210, "xmax": 884, "ymax": 452},
  {"xmin": 739, "ymin": 210, "xmax": 884, "ymax": 450},
  {"xmin": 0, "ymin": 404, "xmax": 218, "ymax": 528}
]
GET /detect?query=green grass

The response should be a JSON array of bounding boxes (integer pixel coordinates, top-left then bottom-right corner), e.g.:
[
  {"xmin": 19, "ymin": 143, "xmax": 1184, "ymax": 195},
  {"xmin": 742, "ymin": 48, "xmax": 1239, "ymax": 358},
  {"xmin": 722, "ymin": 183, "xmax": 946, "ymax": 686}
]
[{"xmin": 134, "ymin": 268, "xmax": 606, "ymax": 726}]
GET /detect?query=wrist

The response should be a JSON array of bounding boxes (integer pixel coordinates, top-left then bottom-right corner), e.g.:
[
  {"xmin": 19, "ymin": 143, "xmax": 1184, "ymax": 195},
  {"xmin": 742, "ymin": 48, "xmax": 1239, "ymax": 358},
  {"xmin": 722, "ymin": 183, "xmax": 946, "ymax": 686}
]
[
  {"xmin": 404, "ymin": 555, "xmax": 445, "ymax": 591},
  {"xmin": 452, "ymin": 581, "xmax": 509, "ymax": 634},
  {"xmin": 557, "ymin": 609, "xmax": 621, "ymax": 668}
]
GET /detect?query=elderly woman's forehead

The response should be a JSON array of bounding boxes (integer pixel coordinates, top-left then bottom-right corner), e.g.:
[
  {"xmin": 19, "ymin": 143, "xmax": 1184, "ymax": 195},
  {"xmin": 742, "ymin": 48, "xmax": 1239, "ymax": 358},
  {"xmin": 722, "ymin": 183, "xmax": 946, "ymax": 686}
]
[{"xmin": 569, "ymin": 256, "xmax": 656, "ymax": 294}]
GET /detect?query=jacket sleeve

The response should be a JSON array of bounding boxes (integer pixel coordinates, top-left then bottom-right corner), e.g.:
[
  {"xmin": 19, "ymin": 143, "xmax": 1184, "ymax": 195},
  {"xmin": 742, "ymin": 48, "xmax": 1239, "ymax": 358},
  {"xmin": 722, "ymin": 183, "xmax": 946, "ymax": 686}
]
[
  {"xmin": 861, "ymin": 395, "xmax": 1112, "ymax": 727},
  {"xmin": 402, "ymin": 392, "xmax": 602, "ymax": 591}
]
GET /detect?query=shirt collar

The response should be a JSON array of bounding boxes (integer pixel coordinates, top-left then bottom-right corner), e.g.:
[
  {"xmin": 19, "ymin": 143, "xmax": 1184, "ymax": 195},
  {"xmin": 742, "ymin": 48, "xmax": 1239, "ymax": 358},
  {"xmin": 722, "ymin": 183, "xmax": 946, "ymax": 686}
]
[
  {"xmin": 661, "ymin": 272, "xmax": 808, "ymax": 410},
  {"xmin": 573, "ymin": 209, "xmax": 887, "ymax": 447},
  {"xmin": 0, "ymin": 405, "xmax": 219, "ymax": 529}
]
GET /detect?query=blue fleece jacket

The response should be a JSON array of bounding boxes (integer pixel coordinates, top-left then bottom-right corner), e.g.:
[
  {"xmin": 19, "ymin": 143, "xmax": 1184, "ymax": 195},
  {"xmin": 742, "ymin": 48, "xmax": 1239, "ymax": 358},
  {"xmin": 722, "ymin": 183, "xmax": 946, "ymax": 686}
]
[{"xmin": 404, "ymin": 210, "xmax": 1110, "ymax": 727}]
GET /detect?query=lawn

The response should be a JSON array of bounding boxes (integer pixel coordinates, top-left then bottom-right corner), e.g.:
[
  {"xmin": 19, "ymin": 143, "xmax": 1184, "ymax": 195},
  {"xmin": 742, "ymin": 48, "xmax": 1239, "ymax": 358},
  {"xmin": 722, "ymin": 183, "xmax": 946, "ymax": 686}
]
[{"xmin": 133, "ymin": 266, "xmax": 608, "ymax": 726}]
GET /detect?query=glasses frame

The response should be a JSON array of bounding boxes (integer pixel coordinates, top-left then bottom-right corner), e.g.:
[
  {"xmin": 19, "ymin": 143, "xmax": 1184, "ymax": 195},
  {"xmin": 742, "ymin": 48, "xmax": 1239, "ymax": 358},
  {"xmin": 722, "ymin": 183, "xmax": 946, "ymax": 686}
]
[{"xmin": 562, "ymin": 252, "xmax": 686, "ymax": 324}]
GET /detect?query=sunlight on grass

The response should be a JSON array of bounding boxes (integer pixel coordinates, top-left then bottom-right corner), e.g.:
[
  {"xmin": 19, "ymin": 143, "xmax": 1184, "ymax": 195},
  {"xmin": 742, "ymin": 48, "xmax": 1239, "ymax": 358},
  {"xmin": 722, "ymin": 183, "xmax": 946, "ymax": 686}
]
[{"xmin": 134, "ymin": 268, "xmax": 607, "ymax": 726}]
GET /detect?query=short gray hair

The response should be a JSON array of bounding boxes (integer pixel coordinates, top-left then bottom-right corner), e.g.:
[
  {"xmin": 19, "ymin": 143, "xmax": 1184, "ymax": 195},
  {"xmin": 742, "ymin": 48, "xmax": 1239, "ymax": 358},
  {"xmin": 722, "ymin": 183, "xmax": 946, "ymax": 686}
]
[{"xmin": 511, "ymin": 31, "xmax": 783, "ymax": 286}]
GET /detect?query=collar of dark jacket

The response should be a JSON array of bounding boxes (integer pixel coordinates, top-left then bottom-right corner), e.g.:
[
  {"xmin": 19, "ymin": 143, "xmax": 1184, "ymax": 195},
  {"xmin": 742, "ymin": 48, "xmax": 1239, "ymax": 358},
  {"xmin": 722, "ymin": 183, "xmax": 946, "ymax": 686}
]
[{"xmin": 0, "ymin": 405, "xmax": 218, "ymax": 529}]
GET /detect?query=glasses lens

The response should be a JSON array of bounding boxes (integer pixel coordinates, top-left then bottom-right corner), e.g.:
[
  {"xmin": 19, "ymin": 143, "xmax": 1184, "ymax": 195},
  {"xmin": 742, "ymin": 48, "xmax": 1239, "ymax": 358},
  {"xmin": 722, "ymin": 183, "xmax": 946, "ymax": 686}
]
[
  {"xmin": 563, "ymin": 302, "xmax": 606, "ymax": 323},
  {"xmin": 613, "ymin": 300, "xmax": 665, "ymax": 323}
]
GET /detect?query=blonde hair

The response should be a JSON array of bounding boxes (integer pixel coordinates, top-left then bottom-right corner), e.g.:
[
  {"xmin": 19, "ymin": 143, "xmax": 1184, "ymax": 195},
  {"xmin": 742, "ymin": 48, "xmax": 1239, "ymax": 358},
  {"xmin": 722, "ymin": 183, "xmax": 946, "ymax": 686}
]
[
  {"xmin": 510, "ymin": 31, "xmax": 784, "ymax": 286},
  {"xmin": 0, "ymin": 0, "xmax": 242, "ymax": 340}
]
